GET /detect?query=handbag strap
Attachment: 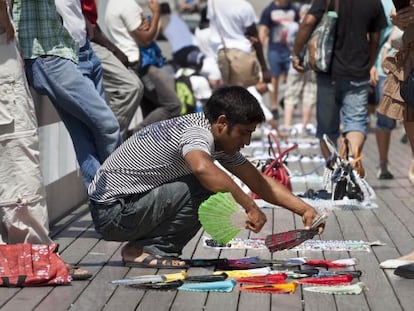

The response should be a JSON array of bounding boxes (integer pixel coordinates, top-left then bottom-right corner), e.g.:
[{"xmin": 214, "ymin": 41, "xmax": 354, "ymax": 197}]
[
  {"xmin": 267, "ymin": 133, "xmax": 298, "ymax": 165},
  {"xmin": 211, "ymin": 0, "xmax": 227, "ymax": 51}
]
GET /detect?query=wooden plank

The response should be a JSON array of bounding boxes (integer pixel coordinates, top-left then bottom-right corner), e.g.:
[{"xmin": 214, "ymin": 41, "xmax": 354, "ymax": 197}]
[
  {"xmin": 170, "ymin": 229, "xmax": 210, "ymax": 311},
  {"xmin": 0, "ymin": 288, "xmax": 21, "ymax": 308}
]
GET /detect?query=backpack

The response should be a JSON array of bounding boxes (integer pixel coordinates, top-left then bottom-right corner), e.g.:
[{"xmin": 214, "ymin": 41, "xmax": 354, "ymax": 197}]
[
  {"xmin": 175, "ymin": 74, "xmax": 196, "ymax": 115},
  {"xmin": 0, "ymin": 243, "xmax": 71, "ymax": 287}
]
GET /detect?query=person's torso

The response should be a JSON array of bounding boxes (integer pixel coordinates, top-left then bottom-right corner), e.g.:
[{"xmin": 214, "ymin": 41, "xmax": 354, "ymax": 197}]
[
  {"xmin": 207, "ymin": 0, "xmax": 256, "ymax": 53},
  {"xmin": 309, "ymin": 0, "xmax": 387, "ymax": 80},
  {"xmin": 12, "ymin": 0, "xmax": 79, "ymax": 62},
  {"xmin": 97, "ymin": 0, "xmax": 142, "ymax": 63},
  {"xmin": 164, "ymin": 13, "xmax": 197, "ymax": 52},
  {"xmin": 88, "ymin": 113, "xmax": 246, "ymax": 203},
  {"xmin": 260, "ymin": 3, "xmax": 298, "ymax": 50}
]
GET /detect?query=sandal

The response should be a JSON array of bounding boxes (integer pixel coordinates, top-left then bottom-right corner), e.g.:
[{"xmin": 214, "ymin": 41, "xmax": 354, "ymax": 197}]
[
  {"xmin": 123, "ymin": 253, "xmax": 189, "ymax": 269},
  {"xmin": 66, "ymin": 264, "xmax": 92, "ymax": 281}
]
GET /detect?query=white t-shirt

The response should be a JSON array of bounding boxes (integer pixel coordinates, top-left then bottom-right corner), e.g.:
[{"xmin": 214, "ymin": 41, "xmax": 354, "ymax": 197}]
[
  {"xmin": 55, "ymin": 0, "xmax": 86, "ymax": 47},
  {"xmin": 97, "ymin": 0, "xmax": 143, "ymax": 63},
  {"xmin": 162, "ymin": 13, "xmax": 197, "ymax": 52},
  {"xmin": 207, "ymin": 0, "xmax": 257, "ymax": 54},
  {"xmin": 195, "ymin": 27, "xmax": 222, "ymax": 80}
]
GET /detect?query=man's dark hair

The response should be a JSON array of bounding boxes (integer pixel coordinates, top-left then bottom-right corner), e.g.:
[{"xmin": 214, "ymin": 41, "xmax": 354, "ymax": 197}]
[{"xmin": 204, "ymin": 86, "xmax": 265, "ymax": 128}]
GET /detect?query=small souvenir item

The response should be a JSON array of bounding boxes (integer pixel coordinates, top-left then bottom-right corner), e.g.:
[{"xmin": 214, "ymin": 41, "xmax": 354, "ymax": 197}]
[
  {"xmin": 198, "ymin": 192, "xmax": 248, "ymax": 243},
  {"xmin": 295, "ymin": 274, "xmax": 353, "ymax": 286},
  {"xmin": 236, "ymin": 273, "xmax": 287, "ymax": 285},
  {"xmin": 111, "ymin": 271, "xmax": 186, "ymax": 286},
  {"xmin": 178, "ymin": 279, "xmax": 237, "ymax": 292},
  {"xmin": 303, "ymin": 282, "xmax": 367, "ymax": 295},
  {"xmin": 239, "ymin": 282, "xmax": 298, "ymax": 294},
  {"xmin": 305, "ymin": 258, "xmax": 357, "ymax": 268},
  {"xmin": 265, "ymin": 229, "xmax": 319, "ymax": 252},
  {"xmin": 215, "ymin": 267, "xmax": 272, "ymax": 278}
]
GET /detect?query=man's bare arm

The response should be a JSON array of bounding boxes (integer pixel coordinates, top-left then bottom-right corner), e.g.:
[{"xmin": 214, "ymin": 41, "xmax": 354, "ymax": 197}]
[{"xmin": 184, "ymin": 150, "xmax": 266, "ymax": 233}]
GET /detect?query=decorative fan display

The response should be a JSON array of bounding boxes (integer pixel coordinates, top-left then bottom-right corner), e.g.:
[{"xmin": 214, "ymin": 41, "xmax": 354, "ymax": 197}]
[{"xmin": 198, "ymin": 192, "xmax": 248, "ymax": 244}]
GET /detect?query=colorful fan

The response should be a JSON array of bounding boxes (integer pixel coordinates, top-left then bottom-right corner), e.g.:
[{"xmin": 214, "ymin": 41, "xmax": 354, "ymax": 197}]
[
  {"xmin": 265, "ymin": 229, "xmax": 318, "ymax": 252},
  {"xmin": 303, "ymin": 282, "xmax": 367, "ymax": 295},
  {"xmin": 265, "ymin": 213, "xmax": 327, "ymax": 252},
  {"xmin": 198, "ymin": 192, "xmax": 248, "ymax": 244},
  {"xmin": 294, "ymin": 274, "xmax": 353, "ymax": 286},
  {"xmin": 239, "ymin": 282, "xmax": 298, "ymax": 294}
]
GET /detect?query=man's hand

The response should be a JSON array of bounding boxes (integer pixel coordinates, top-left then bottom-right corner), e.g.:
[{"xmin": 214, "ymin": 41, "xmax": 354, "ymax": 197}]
[
  {"xmin": 302, "ymin": 206, "xmax": 324, "ymax": 234},
  {"xmin": 292, "ymin": 56, "xmax": 305, "ymax": 73},
  {"xmin": 245, "ymin": 207, "xmax": 267, "ymax": 233},
  {"xmin": 148, "ymin": 0, "xmax": 160, "ymax": 15},
  {"xmin": 138, "ymin": 14, "xmax": 151, "ymax": 31},
  {"xmin": 369, "ymin": 66, "xmax": 378, "ymax": 86},
  {"xmin": 262, "ymin": 69, "xmax": 272, "ymax": 83}
]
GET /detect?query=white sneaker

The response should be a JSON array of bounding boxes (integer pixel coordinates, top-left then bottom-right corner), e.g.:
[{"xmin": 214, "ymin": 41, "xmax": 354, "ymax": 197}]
[{"xmin": 379, "ymin": 259, "xmax": 414, "ymax": 269}]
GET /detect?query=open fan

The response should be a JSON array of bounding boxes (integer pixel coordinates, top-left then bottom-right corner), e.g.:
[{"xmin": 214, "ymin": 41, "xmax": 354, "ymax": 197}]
[
  {"xmin": 265, "ymin": 213, "xmax": 327, "ymax": 252},
  {"xmin": 198, "ymin": 192, "xmax": 248, "ymax": 244}
]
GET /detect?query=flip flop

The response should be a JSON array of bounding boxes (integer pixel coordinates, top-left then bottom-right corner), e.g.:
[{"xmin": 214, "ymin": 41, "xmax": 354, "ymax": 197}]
[
  {"xmin": 123, "ymin": 254, "xmax": 190, "ymax": 269},
  {"xmin": 66, "ymin": 264, "xmax": 92, "ymax": 281}
]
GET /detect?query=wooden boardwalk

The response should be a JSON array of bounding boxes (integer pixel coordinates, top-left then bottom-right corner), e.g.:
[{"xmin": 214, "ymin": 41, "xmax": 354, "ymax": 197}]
[{"xmin": 1, "ymin": 124, "xmax": 414, "ymax": 311}]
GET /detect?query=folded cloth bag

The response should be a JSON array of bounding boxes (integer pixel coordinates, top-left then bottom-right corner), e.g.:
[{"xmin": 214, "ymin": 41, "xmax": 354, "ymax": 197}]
[{"xmin": 0, "ymin": 243, "xmax": 71, "ymax": 287}]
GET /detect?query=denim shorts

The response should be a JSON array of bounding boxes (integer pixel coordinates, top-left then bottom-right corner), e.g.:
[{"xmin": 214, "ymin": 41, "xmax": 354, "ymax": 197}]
[
  {"xmin": 316, "ymin": 75, "xmax": 369, "ymax": 140},
  {"xmin": 267, "ymin": 48, "xmax": 290, "ymax": 77}
]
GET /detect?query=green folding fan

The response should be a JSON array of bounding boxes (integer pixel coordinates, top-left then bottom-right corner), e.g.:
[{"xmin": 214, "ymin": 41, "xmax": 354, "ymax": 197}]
[{"xmin": 198, "ymin": 192, "xmax": 248, "ymax": 244}]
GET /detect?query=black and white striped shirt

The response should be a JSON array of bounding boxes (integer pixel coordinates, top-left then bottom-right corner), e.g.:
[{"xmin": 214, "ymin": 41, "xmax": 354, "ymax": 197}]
[{"xmin": 88, "ymin": 113, "xmax": 246, "ymax": 203}]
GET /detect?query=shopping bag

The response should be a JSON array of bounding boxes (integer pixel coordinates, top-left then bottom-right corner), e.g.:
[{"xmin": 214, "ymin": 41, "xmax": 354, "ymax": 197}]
[
  {"xmin": 0, "ymin": 243, "xmax": 71, "ymax": 287},
  {"xmin": 217, "ymin": 48, "xmax": 260, "ymax": 87},
  {"xmin": 303, "ymin": 0, "xmax": 338, "ymax": 73},
  {"xmin": 251, "ymin": 133, "xmax": 297, "ymax": 199}
]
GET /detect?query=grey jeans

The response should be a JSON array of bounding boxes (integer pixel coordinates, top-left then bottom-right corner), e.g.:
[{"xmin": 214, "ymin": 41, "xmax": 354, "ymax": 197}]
[
  {"xmin": 132, "ymin": 65, "xmax": 181, "ymax": 132},
  {"xmin": 91, "ymin": 42, "xmax": 144, "ymax": 139},
  {"xmin": 89, "ymin": 175, "xmax": 212, "ymax": 257}
]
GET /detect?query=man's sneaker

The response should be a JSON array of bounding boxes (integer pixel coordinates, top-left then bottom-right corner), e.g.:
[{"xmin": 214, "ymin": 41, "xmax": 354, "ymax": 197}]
[{"xmin": 377, "ymin": 169, "xmax": 394, "ymax": 180}]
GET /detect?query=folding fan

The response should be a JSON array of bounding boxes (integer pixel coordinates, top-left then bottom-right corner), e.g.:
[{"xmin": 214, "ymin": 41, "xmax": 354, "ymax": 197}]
[
  {"xmin": 198, "ymin": 192, "xmax": 248, "ymax": 244},
  {"xmin": 303, "ymin": 282, "xmax": 367, "ymax": 295},
  {"xmin": 265, "ymin": 213, "xmax": 327, "ymax": 252},
  {"xmin": 265, "ymin": 229, "xmax": 318, "ymax": 253}
]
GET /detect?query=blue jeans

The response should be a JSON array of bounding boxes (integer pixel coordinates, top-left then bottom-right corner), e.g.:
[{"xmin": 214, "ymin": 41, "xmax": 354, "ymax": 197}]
[
  {"xmin": 25, "ymin": 54, "xmax": 121, "ymax": 188},
  {"xmin": 316, "ymin": 74, "xmax": 369, "ymax": 140},
  {"xmin": 89, "ymin": 175, "xmax": 213, "ymax": 257},
  {"xmin": 78, "ymin": 39, "xmax": 105, "ymax": 98}
]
